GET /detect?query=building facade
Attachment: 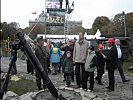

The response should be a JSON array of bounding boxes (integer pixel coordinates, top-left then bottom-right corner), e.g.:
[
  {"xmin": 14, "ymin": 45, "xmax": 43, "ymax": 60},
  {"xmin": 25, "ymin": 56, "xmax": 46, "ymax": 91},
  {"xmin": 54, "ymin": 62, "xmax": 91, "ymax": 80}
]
[{"xmin": 29, "ymin": 11, "xmax": 82, "ymax": 34}]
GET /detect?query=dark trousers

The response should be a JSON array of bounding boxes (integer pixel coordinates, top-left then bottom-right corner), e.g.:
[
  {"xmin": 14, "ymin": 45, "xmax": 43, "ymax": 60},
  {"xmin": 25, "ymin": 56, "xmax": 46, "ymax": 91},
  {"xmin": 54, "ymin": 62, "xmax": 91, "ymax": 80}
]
[
  {"xmin": 11, "ymin": 62, "xmax": 17, "ymax": 75},
  {"xmin": 35, "ymin": 70, "xmax": 48, "ymax": 90},
  {"xmin": 52, "ymin": 63, "xmax": 58, "ymax": 74},
  {"xmin": 75, "ymin": 63, "xmax": 85, "ymax": 87},
  {"xmin": 95, "ymin": 66, "xmax": 104, "ymax": 83},
  {"xmin": 27, "ymin": 59, "xmax": 34, "ymax": 73},
  {"xmin": 64, "ymin": 72, "xmax": 74, "ymax": 81},
  {"xmin": 118, "ymin": 59, "xmax": 126, "ymax": 82},
  {"xmin": 66, "ymin": 73, "xmax": 72, "ymax": 86},
  {"xmin": 108, "ymin": 69, "xmax": 115, "ymax": 91},
  {"xmin": 82, "ymin": 71, "xmax": 94, "ymax": 90}
]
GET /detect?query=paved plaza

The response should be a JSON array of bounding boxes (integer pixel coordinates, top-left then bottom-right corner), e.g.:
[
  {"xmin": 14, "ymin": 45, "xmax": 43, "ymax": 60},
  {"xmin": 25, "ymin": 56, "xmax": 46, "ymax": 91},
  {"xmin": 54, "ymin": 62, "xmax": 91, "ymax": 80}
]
[{"xmin": 1, "ymin": 57, "xmax": 133, "ymax": 100}]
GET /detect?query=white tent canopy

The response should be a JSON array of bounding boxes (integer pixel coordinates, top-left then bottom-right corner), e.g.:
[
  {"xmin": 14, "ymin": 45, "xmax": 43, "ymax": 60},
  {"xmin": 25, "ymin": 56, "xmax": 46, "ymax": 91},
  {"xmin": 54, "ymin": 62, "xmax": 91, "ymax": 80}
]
[
  {"xmin": 94, "ymin": 29, "xmax": 102, "ymax": 38},
  {"xmin": 37, "ymin": 29, "xmax": 104, "ymax": 43}
]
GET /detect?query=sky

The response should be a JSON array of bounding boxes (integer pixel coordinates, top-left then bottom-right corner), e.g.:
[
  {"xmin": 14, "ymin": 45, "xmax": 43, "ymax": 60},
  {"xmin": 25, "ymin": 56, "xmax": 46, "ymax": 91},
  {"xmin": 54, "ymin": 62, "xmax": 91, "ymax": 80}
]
[{"xmin": 1, "ymin": 0, "xmax": 133, "ymax": 29}]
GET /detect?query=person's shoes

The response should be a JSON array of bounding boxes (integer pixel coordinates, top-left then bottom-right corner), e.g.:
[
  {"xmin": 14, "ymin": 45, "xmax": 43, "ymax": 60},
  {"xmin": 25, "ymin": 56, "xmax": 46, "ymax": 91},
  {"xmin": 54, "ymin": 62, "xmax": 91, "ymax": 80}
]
[
  {"xmin": 26, "ymin": 72, "xmax": 30, "ymax": 74},
  {"xmin": 106, "ymin": 86, "xmax": 109, "ymax": 88},
  {"xmin": 12, "ymin": 72, "xmax": 17, "ymax": 75},
  {"xmin": 106, "ymin": 89, "xmax": 114, "ymax": 92},
  {"xmin": 67, "ymin": 84, "xmax": 70, "ymax": 87},
  {"xmin": 63, "ymin": 79, "xmax": 66, "ymax": 82},
  {"xmin": 123, "ymin": 80, "xmax": 130, "ymax": 83},
  {"xmin": 52, "ymin": 73, "xmax": 57, "ymax": 75},
  {"xmin": 43, "ymin": 85, "xmax": 47, "ymax": 90},
  {"xmin": 80, "ymin": 88, "xmax": 83, "ymax": 90},
  {"xmin": 72, "ymin": 80, "xmax": 74, "ymax": 82},
  {"xmin": 38, "ymin": 88, "xmax": 42, "ymax": 90},
  {"xmin": 87, "ymin": 89, "xmax": 92, "ymax": 92},
  {"xmin": 31, "ymin": 72, "xmax": 34, "ymax": 75},
  {"xmin": 95, "ymin": 77, "xmax": 98, "ymax": 82},
  {"xmin": 98, "ymin": 82, "xmax": 103, "ymax": 85},
  {"xmin": 74, "ymin": 85, "xmax": 80, "ymax": 89}
]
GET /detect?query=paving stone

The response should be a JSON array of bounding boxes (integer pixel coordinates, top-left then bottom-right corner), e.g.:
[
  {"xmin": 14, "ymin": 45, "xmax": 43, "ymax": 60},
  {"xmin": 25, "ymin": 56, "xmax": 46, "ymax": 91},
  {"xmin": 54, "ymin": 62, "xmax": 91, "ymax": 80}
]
[
  {"xmin": 107, "ymin": 97, "xmax": 124, "ymax": 100},
  {"xmin": 19, "ymin": 92, "xmax": 34, "ymax": 100},
  {"xmin": 3, "ymin": 91, "xmax": 18, "ymax": 100},
  {"xmin": 1, "ymin": 57, "xmax": 133, "ymax": 100},
  {"xmin": 93, "ymin": 98, "xmax": 103, "ymax": 100}
]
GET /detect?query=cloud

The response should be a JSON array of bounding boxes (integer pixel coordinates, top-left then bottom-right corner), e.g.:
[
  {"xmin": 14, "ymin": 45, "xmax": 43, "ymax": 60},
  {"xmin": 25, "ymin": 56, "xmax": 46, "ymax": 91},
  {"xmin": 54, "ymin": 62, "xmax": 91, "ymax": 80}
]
[
  {"xmin": 1, "ymin": 0, "xmax": 133, "ymax": 29},
  {"xmin": 71, "ymin": 0, "xmax": 133, "ymax": 28}
]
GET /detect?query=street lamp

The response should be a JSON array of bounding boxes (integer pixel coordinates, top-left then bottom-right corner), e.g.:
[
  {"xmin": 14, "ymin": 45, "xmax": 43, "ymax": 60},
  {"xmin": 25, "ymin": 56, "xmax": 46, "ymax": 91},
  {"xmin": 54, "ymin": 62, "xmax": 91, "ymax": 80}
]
[{"xmin": 122, "ymin": 11, "xmax": 127, "ymax": 37}]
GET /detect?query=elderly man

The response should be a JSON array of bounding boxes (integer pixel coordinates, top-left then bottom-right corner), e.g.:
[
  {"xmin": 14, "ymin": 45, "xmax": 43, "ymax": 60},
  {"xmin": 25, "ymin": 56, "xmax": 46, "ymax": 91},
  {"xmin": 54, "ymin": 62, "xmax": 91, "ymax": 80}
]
[
  {"xmin": 73, "ymin": 32, "xmax": 88, "ymax": 88},
  {"xmin": 115, "ymin": 39, "xmax": 130, "ymax": 83}
]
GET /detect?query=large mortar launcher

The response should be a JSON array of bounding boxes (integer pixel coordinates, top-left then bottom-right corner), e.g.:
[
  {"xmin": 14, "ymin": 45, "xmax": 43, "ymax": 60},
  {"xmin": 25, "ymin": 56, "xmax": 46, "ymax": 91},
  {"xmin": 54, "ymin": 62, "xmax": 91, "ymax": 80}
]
[{"xmin": 0, "ymin": 32, "xmax": 65, "ymax": 99}]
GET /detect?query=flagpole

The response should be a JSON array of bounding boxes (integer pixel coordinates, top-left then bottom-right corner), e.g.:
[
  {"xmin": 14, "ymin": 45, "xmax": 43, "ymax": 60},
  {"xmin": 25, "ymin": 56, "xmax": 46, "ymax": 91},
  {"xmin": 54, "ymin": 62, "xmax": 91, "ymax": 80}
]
[{"xmin": 45, "ymin": 0, "xmax": 47, "ymax": 38}]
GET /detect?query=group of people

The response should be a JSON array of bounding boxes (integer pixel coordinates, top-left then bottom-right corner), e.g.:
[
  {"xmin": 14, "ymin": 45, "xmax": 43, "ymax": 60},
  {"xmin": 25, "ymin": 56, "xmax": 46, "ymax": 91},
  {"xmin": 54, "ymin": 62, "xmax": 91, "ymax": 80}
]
[
  {"xmin": 32, "ymin": 32, "xmax": 130, "ymax": 92},
  {"xmin": 1, "ymin": 31, "xmax": 130, "ymax": 92}
]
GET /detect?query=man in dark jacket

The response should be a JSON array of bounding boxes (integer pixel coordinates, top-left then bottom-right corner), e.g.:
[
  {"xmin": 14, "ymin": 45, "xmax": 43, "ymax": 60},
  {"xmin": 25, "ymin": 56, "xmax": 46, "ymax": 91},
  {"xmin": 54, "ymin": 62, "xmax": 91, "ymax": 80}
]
[
  {"xmin": 115, "ymin": 39, "xmax": 130, "ymax": 82},
  {"xmin": 106, "ymin": 38, "xmax": 118, "ymax": 92},
  {"xmin": 61, "ymin": 39, "xmax": 74, "ymax": 81},
  {"xmin": 35, "ymin": 36, "xmax": 47, "ymax": 90}
]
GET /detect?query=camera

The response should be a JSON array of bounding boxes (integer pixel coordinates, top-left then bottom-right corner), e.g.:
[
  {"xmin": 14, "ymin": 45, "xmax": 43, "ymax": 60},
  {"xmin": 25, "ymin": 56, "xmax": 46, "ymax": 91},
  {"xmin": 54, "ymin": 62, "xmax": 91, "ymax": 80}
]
[{"xmin": 10, "ymin": 42, "xmax": 21, "ymax": 50}]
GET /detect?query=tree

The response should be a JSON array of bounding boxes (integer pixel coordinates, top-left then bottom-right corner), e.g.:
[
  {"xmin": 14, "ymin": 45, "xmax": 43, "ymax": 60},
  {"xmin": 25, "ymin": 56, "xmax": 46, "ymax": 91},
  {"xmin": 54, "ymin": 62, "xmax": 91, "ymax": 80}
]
[
  {"xmin": 1, "ymin": 22, "xmax": 19, "ymax": 40},
  {"xmin": 70, "ymin": 26, "xmax": 85, "ymax": 35},
  {"xmin": 1, "ymin": 22, "xmax": 9, "ymax": 40},
  {"xmin": 88, "ymin": 12, "xmax": 133, "ymax": 37},
  {"xmin": 28, "ymin": 23, "xmax": 51, "ymax": 39},
  {"xmin": 126, "ymin": 12, "xmax": 133, "ymax": 35},
  {"xmin": 92, "ymin": 16, "xmax": 111, "ymax": 35}
]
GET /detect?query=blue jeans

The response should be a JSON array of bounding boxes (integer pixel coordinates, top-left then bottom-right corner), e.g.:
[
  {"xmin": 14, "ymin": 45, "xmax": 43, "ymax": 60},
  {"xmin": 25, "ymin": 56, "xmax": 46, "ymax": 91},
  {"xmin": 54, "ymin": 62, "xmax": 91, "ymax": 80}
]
[
  {"xmin": 118, "ymin": 59, "xmax": 126, "ymax": 82},
  {"xmin": 20, "ymin": 52, "xmax": 25, "ymax": 60},
  {"xmin": 1, "ymin": 50, "xmax": 4, "ymax": 57},
  {"xmin": 66, "ymin": 73, "xmax": 72, "ymax": 86},
  {"xmin": 11, "ymin": 62, "xmax": 17, "ymax": 75}
]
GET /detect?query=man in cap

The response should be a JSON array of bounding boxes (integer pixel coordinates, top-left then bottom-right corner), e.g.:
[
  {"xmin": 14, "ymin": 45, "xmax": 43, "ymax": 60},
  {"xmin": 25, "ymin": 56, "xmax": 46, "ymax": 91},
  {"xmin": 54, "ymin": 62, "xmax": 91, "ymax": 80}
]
[
  {"xmin": 35, "ymin": 36, "xmax": 48, "ymax": 90},
  {"xmin": 106, "ymin": 38, "xmax": 118, "ymax": 92}
]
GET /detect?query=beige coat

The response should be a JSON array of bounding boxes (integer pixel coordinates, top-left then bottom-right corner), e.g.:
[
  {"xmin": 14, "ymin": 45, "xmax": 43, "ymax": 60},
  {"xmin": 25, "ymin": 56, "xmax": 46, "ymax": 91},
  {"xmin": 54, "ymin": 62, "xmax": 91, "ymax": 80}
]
[{"xmin": 73, "ymin": 39, "xmax": 88, "ymax": 63}]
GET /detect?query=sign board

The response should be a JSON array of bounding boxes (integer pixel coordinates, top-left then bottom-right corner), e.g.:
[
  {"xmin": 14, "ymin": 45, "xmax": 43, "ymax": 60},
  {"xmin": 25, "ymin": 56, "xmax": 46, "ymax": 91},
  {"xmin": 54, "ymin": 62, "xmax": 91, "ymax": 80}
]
[
  {"xmin": 46, "ymin": 1, "xmax": 60, "ymax": 8},
  {"xmin": 48, "ymin": 15, "xmax": 65, "ymax": 23}
]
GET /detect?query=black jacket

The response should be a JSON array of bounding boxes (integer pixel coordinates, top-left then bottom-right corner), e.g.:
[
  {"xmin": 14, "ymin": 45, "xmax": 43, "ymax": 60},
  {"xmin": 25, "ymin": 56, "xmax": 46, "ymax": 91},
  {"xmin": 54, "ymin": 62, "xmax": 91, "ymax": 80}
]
[
  {"xmin": 96, "ymin": 51, "xmax": 105, "ymax": 69},
  {"xmin": 106, "ymin": 45, "xmax": 118, "ymax": 70},
  {"xmin": 61, "ymin": 44, "xmax": 74, "ymax": 59}
]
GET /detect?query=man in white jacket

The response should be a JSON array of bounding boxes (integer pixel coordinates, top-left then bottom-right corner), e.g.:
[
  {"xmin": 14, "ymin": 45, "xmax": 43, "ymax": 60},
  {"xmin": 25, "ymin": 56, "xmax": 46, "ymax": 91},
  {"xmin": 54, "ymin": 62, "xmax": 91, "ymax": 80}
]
[{"xmin": 73, "ymin": 32, "xmax": 88, "ymax": 88}]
